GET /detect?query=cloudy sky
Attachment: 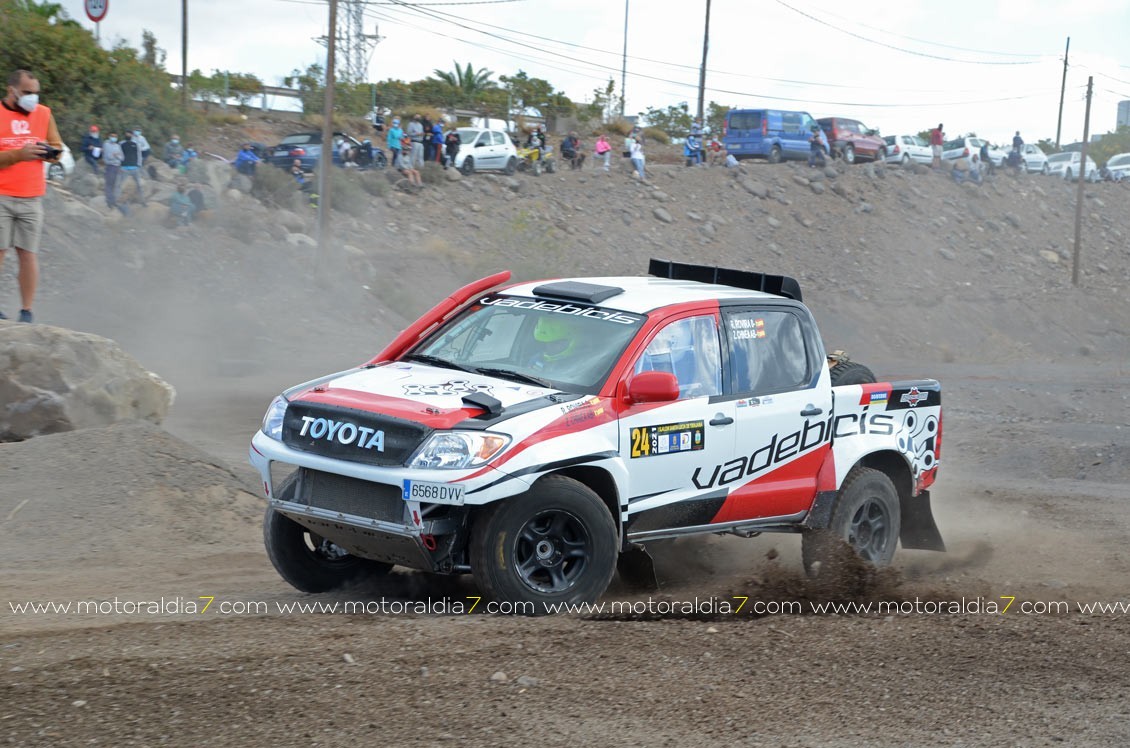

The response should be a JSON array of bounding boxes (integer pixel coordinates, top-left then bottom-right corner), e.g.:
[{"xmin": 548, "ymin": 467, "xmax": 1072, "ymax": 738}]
[{"xmin": 59, "ymin": 0, "xmax": 1130, "ymax": 145}]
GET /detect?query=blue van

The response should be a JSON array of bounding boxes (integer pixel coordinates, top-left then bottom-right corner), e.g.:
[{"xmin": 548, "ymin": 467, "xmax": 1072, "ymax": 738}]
[{"xmin": 723, "ymin": 108, "xmax": 819, "ymax": 163}]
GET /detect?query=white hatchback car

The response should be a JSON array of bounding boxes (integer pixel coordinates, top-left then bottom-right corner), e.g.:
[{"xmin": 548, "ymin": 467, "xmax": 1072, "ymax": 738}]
[
  {"xmin": 1102, "ymin": 152, "xmax": 1130, "ymax": 182},
  {"xmin": 1046, "ymin": 152, "xmax": 1099, "ymax": 182},
  {"xmin": 883, "ymin": 134, "xmax": 932, "ymax": 165},
  {"xmin": 45, "ymin": 142, "xmax": 75, "ymax": 182},
  {"xmin": 1011, "ymin": 143, "xmax": 1048, "ymax": 174},
  {"xmin": 453, "ymin": 127, "xmax": 518, "ymax": 176}
]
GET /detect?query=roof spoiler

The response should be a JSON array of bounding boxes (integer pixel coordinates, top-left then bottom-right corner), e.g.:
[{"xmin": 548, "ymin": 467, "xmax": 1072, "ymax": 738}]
[{"xmin": 648, "ymin": 258, "xmax": 802, "ymax": 302}]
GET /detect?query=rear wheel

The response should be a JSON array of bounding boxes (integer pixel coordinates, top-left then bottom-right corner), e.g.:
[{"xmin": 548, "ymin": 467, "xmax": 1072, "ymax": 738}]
[
  {"xmin": 470, "ymin": 475, "xmax": 617, "ymax": 612},
  {"xmin": 504, "ymin": 155, "xmax": 517, "ymax": 175},
  {"xmin": 460, "ymin": 156, "xmax": 475, "ymax": 176},
  {"xmin": 768, "ymin": 145, "xmax": 782, "ymax": 164},
  {"xmin": 374, "ymin": 151, "xmax": 387, "ymax": 169},
  {"xmin": 532, "ymin": 160, "xmax": 542, "ymax": 176},
  {"xmin": 802, "ymin": 467, "xmax": 901, "ymax": 576},
  {"xmin": 901, "ymin": 153, "xmax": 910, "ymax": 165}
]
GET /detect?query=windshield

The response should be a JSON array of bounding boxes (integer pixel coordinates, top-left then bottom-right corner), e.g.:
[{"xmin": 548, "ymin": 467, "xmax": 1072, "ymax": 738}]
[
  {"xmin": 411, "ymin": 294, "xmax": 646, "ymax": 393},
  {"xmin": 1048, "ymin": 153, "xmax": 1072, "ymax": 164},
  {"xmin": 280, "ymin": 134, "xmax": 318, "ymax": 146}
]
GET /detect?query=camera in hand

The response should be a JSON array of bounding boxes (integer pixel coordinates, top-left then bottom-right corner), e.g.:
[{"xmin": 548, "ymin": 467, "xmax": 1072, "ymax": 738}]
[{"xmin": 37, "ymin": 142, "xmax": 62, "ymax": 160}]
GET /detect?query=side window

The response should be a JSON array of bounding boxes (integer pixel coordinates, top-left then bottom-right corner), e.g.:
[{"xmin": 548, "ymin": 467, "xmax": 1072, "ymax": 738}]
[
  {"xmin": 491, "ymin": 131, "xmax": 506, "ymax": 146},
  {"xmin": 725, "ymin": 309, "xmax": 811, "ymax": 395},
  {"xmin": 798, "ymin": 113, "xmax": 814, "ymax": 131},
  {"xmin": 634, "ymin": 316, "xmax": 721, "ymax": 399},
  {"xmin": 781, "ymin": 112, "xmax": 801, "ymax": 131}
]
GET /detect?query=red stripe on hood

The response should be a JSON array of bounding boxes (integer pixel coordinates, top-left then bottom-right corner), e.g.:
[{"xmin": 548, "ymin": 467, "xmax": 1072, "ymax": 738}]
[{"xmin": 294, "ymin": 388, "xmax": 480, "ymax": 429}]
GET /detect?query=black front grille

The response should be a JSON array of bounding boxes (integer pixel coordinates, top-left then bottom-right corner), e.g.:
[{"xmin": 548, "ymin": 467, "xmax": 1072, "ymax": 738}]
[
  {"xmin": 293, "ymin": 469, "xmax": 407, "ymax": 524},
  {"xmin": 282, "ymin": 401, "xmax": 430, "ymax": 467}
]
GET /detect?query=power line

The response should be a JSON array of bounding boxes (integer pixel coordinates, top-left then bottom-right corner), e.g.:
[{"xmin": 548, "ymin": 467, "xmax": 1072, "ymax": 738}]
[{"xmin": 775, "ymin": 0, "xmax": 1042, "ymax": 65}]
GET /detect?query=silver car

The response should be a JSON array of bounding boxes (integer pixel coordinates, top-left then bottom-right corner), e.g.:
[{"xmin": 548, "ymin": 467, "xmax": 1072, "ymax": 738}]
[
  {"xmin": 1102, "ymin": 153, "xmax": 1130, "ymax": 182},
  {"xmin": 883, "ymin": 134, "xmax": 932, "ymax": 165},
  {"xmin": 453, "ymin": 128, "xmax": 518, "ymax": 176},
  {"xmin": 1046, "ymin": 152, "xmax": 1099, "ymax": 182}
]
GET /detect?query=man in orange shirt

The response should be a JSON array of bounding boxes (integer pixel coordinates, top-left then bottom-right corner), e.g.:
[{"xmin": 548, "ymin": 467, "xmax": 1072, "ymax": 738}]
[{"xmin": 0, "ymin": 69, "xmax": 62, "ymax": 323}]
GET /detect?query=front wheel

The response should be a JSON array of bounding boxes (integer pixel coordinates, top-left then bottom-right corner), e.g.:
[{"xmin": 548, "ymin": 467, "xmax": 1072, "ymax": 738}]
[
  {"xmin": 842, "ymin": 144, "xmax": 856, "ymax": 164},
  {"xmin": 532, "ymin": 159, "xmax": 542, "ymax": 176},
  {"xmin": 1041, "ymin": 163, "xmax": 1049, "ymax": 175},
  {"xmin": 263, "ymin": 506, "xmax": 392, "ymax": 593},
  {"xmin": 374, "ymin": 151, "xmax": 387, "ymax": 169},
  {"xmin": 802, "ymin": 467, "xmax": 901, "ymax": 576},
  {"xmin": 460, "ymin": 156, "xmax": 475, "ymax": 176},
  {"xmin": 470, "ymin": 475, "xmax": 617, "ymax": 612},
  {"xmin": 1064, "ymin": 168, "xmax": 1072, "ymax": 181}
]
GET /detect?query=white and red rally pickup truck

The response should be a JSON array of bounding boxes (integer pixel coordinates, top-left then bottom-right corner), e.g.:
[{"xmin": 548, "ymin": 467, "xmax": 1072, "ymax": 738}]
[{"xmin": 250, "ymin": 260, "xmax": 943, "ymax": 609}]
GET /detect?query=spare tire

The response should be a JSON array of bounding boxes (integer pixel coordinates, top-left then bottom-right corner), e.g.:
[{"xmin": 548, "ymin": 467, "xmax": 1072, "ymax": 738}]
[{"xmin": 829, "ymin": 361, "xmax": 876, "ymax": 385}]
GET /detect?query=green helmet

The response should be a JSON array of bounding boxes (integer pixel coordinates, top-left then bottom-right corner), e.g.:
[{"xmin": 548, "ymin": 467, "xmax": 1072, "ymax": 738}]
[{"xmin": 534, "ymin": 316, "xmax": 578, "ymax": 361}]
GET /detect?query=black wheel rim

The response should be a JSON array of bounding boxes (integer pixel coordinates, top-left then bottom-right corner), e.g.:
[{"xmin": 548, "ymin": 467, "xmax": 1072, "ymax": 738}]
[
  {"xmin": 847, "ymin": 498, "xmax": 890, "ymax": 563},
  {"xmin": 303, "ymin": 531, "xmax": 357, "ymax": 570},
  {"xmin": 512, "ymin": 510, "xmax": 591, "ymax": 594}
]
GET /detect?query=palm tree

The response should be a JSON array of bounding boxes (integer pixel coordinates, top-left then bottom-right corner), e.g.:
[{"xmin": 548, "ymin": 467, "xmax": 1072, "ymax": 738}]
[{"xmin": 430, "ymin": 61, "xmax": 496, "ymax": 106}]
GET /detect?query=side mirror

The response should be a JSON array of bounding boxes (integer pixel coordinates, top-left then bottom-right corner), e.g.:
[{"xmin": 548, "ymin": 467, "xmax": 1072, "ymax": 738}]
[{"xmin": 628, "ymin": 371, "xmax": 680, "ymax": 404}]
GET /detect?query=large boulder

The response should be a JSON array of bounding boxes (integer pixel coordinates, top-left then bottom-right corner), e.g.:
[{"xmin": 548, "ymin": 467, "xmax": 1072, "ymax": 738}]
[{"xmin": 0, "ymin": 323, "xmax": 175, "ymax": 441}]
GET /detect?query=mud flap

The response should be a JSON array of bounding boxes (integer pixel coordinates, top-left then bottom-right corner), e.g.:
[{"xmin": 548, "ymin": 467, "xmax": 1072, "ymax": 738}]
[
  {"xmin": 616, "ymin": 545, "xmax": 658, "ymax": 592},
  {"xmin": 900, "ymin": 490, "xmax": 946, "ymax": 551}
]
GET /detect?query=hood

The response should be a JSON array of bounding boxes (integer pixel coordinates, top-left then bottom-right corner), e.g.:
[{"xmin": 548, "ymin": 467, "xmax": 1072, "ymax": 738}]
[{"xmin": 289, "ymin": 362, "xmax": 564, "ymax": 429}]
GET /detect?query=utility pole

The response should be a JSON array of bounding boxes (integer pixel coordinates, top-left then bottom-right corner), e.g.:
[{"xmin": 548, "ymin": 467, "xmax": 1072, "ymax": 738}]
[
  {"xmin": 620, "ymin": 0, "xmax": 629, "ymax": 117},
  {"xmin": 1055, "ymin": 37, "xmax": 1070, "ymax": 150},
  {"xmin": 1072, "ymin": 76, "xmax": 1093, "ymax": 287},
  {"xmin": 181, "ymin": 0, "xmax": 188, "ymax": 109},
  {"xmin": 696, "ymin": 0, "xmax": 711, "ymax": 123},
  {"xmin": 317, "ymin": 0, "xmax": 338, "ymax": 265}
]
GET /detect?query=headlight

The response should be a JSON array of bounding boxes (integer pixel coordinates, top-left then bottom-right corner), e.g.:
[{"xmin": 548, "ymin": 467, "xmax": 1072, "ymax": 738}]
[
  {"xmin": 261, "ymin": 396, "xmax": 288, "ymax": 441},
  {"xmin": 408, "ymin": 432, "xmax": 510, "ymax": 470}
]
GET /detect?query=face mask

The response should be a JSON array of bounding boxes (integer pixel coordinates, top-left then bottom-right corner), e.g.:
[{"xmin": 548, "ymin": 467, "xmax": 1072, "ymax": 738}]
[
  {"xmin": 134, "ymin": 130, "xmax": 142, "ymax": 136},
  {"xmin": 108, "ymin": 137, "xmax": 117, "ymax": 143},
  {"xmin": 171, "ymin": 139, "xmax": 179, "ymax": 144},
  {"xmin": 16, "ymin": 93, "xmax": 38, "ymax": 113}
]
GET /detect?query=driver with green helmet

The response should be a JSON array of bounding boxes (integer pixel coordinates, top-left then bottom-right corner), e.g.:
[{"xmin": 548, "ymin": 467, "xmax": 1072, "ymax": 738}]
[{"xmin": 530, "ymin": 315, "xmax": 581, "ymax": 369}]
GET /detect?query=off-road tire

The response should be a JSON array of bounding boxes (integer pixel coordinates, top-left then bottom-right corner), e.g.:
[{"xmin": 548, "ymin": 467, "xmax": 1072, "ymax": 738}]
[
  {"xmin": 263, "ymin": 473, "xmax": 392, "ymax": 593},
  {"xmin": 829, "ymin": 361, "xmax": 877, "ymax": 386},
  {"xmin": 460, "ymin": 156, "xmax": 475, "ymax": 176},
  {"xmin": 545, "ymin": 159, "xmax": 557, "ymax": 174},
  {"xmin": 768, "ymin": 145, "xmax": 782, "ymax": 164},
  {"xmin": 470, "ymin": 475, "xmax": 617, "ymax": 612},
  {"xmin": 802, "ymin": 467, "xmax": 901, "ymax": 576},
  {"xmin": 532, "ymin": 160, "xmax": 542, "ymax": 177}
]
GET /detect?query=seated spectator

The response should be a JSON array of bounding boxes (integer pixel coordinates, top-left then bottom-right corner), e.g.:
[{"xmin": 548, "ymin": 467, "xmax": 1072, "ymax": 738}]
[
  {"xmin": 164, "ymin": 135, "xmax": 184, "ymax": 168},
  {"xmin": 180, "ymin": 144, "xmax": 198, "ymax": 167},
  {"xmin": 290, "ymin": 159, "xmax": 310, "ymax": 190},
  {"xmin": 593, "ymin": 133, "xmax": 612, "ymax": 171},
  {"xmin": 397, "ymin": 136, "xmax": 423, "ymax": 189},
  {"xmin": 707, "ymin": 136, "xmax": 725, "ymax": 166},
  {"xmin": 951, "ymin": 156, "xmax": 982, "ymax": 185},
  {"xmin": 169, "ymin": 182, "xmax": 197, "ymax": 226},
  {"xmin": 561, "ymin": 132, "xmax": 585, "ymax": 170},
  {"xmin": 684, "ymin": 135, "xmax": 702, "ymax": 166},
  {"xmin": 233, "ymin": 143, "xmax": 260, "ymax": 176}
]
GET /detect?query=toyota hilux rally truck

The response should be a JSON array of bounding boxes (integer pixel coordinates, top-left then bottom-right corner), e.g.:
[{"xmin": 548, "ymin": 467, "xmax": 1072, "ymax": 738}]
[{"xmin": 250, "ymin": 260, "xmax": 944, "ymax": 608}]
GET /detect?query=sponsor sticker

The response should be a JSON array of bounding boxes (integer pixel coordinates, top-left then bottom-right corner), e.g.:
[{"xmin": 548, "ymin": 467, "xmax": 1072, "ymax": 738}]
[{"xmin": 630, "ymin": 420, "xmax": 706, "ymax": 459}]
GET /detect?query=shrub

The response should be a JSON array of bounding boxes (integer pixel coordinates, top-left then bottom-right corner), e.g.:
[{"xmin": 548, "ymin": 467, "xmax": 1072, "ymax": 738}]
[
  {"xmin": 603, "ymin": 119, "xmax": 634, "ymax": 137},
  {"xmin": 252, "ymin": 163, "xmax": 301, "ymax": 208},
  {"xmin": 356, "ymin": 169, "xmax": 390, "ymax": 198},
  {"xmin": 330, "ymin": 169, "xmax": 372, "ymax": 218},
  {"xmin": 642, "ymin": 128, "xmax": 670, "ymax": 145}
]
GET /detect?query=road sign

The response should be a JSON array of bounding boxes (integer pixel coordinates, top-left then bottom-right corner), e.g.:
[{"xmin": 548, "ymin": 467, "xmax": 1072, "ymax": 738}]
[{"xmin": 85, "ymin": 0, "xmax": 108, "ymax": 23}]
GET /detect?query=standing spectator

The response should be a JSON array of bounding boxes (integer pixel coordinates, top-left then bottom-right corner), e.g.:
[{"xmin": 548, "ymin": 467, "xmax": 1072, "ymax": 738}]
[
  {"xmin": 443, "ymin": 128, "xmax": 461, "ymax": 169},
  {"xmin": 690, "ymin": 117, "xmax": 703, "ymax": 139},
  {"xmin": 707, "ymin": 135, "xmax": 725, "ymax": 167},
  {"xmin": 629, "ymin": 135, "xmax": 646, "ymax": 181},
  {"xmin": 1012, "ymin": 131, "xmax": 1024, "ymax": 153},
  {"xmin": 561, "ymin": 131, "xmax": 585, "ymax": 169},
  {"xmin": 163, "ymin": 134, "xmax": 184, "ymax": 168},
  {"xmin": 930, "ymin": 123, "xmax": 945, "ymax": 168},
  {"xmin": 0, "ymin": 69, "xmax": 62, "ymax": 324},
  {"xmin": 101, "ymin": 132, "xmax": 126, "ymax": 214},
  {"xmin": 133, "ymin": 128, "xmax": 151, "ymax": 165},
  {"xmin": 979, "ymin": 141, "xmax": 995, "ymax": 176},
  {"xmin": 81, "ymin": 124, "xmax": 102, "ymax": 174},
  {"xmin": 118, "ymin": 130, "xmax": 145, "ymax": 206},
  {"xmin": 593, "ymin": 133, "xmax": 612, "ymax": 171},
  {"xmin": 233, "ymin": 143, "xmax": 260, "ymax": 176},
  {"xmin": 406, "ymin": 114, "xmax": 425, "ymax": 168},
  {"xmin": 431, "ymin": 120, "xmax": 444, "ymax": 164},
  {"xmin": 386, "ymin": 117, "xmax": 404, "ymax": 168},
  {"xmin": 421, "ymin": 116, "xmax": 434, "ymax": 163}
]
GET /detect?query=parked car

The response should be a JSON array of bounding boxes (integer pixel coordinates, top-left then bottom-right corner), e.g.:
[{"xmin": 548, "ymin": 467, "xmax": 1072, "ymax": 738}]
[
  {"xmin": 1045, "ymin": 152, "xmax": 1099, "ymax": 182},
  {"xmin": 1012, "ymin": 143, "xmax": 1049, "ymax": 174},
  {"xmin": 45, "ymin": 142, "xmax": 74, "ymax": 182},
  {"xmin": 267, "ymin": 131, "xmax": 363, "ymax": 172},
  {"xmin": 453, "ymin": 127, "xmax": 518, "ymax": 175},
  {"xmin": 942, "ymin": 136, "xmax": 995, "ymax": 166},
  {"xmin": 816, "ymin": 117, "xmax": 886, "ymax": 164},
  {"xmin": 722, "ymin": 108, "xmax": 820, "ymax": 163},
  {"xmin": 251, "ymin": 259, "xmax": 945, "ymax": 608},
  {"xmin": 883, "ymin": 134, "xmax": 932, "ymax": 165},
  {"xmin": 1101, "ymin": 152, "xmax": 1130, "ymax": 182}
]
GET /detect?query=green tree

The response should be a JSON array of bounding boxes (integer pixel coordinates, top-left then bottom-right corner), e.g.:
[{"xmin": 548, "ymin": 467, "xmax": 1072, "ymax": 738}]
[
  {"xmin": 284, "ymin": 63, "xmax": 325, "ymax": 114},
  {"xmin": 580, "ymin": 78, "xmax": 617, "ymax": 123},
  {"xmin": 428, "ymin": 61, "xmax": 497, "ymax": 107},
  {"xmin": 141, "ymin": 29, "xmax": 165, "ymax": 68},
  {"xmin": 705, "ymin": 101, "xmax": 729, "ymax": 137},
  {"xmin": 226, "ymin": 72, "xmax": 263, "ymax": 112},
  {"xmin": 642, "ymin": 101, "xmax": 691, "ymax": 137},
  {"xmin": 500, "ymin": 70, "xmax": 574, "ymax": 121}
]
